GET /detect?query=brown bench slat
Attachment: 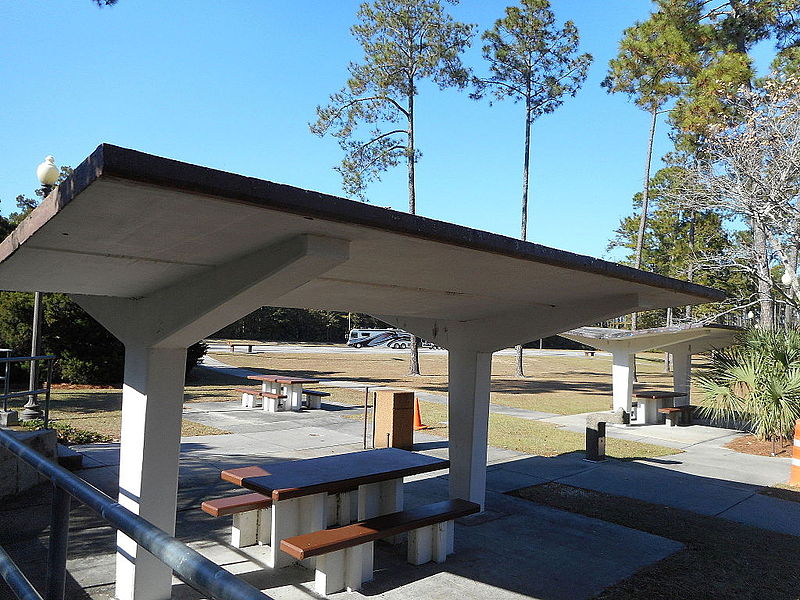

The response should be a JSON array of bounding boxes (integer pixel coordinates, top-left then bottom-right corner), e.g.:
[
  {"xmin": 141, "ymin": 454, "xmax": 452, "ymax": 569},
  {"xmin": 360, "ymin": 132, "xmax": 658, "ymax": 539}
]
[
  {"xmin": 201, "ymin": 492, "xmax": 272, "ymax": 517},
  {"xmin": 657, "ymin": 407, "xmax": 682, "ymax": 414},
  {"xmin": 234, "ymin": 387, "xmax": 286, "ymax": 399},
  {"xmin": 280, "ymin": 498, "xmax": 479, "ymax": 560},
  {"xmin": 302, "ymin": 389, "xmax": 331, "ymax": 397}
]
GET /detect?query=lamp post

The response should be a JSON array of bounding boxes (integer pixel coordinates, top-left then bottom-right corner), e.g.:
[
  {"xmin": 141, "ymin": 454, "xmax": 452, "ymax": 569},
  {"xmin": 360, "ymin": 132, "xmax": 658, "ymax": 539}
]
[{"xmin": 21, "ymin": 157, "xmax": 59, "ymax": 420}]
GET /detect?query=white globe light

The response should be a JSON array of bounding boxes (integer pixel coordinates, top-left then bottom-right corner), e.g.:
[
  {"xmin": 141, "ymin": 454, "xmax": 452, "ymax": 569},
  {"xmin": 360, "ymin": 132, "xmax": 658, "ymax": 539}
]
[{"xmin": 36, "ymin": 155, "xmax": 60, "ymax": 187}]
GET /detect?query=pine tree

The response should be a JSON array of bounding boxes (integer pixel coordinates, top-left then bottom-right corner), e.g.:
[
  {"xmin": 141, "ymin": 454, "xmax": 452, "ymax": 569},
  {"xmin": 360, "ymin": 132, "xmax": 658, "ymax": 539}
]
[
  {"xmin": 472, "ymin": 0, "xmax": 591, "ymax": 376},
  {"xmin": 311, "ymin": 0, "xmax": 474, "ymax": 375}
]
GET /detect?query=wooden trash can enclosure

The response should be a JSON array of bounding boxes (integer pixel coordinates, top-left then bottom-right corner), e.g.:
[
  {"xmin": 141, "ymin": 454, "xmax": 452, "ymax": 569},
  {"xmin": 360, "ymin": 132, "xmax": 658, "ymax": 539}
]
[{"xmin": 374, "ymin": 390, "xmax": 414, "ymax": 450}]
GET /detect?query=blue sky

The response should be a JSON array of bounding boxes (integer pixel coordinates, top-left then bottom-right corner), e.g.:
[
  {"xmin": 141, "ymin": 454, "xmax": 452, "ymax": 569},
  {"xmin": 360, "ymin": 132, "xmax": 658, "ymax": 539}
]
[{"xmin": 2, "ymin": 1, "xmax": 691, "ymax": 260}]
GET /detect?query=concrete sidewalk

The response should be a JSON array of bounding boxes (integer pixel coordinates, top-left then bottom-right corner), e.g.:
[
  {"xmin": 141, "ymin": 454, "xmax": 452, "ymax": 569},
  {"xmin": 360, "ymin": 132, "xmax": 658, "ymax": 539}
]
[{"xmin": 5, "ymin": 357, "xmax": 799, "ymax": 600}]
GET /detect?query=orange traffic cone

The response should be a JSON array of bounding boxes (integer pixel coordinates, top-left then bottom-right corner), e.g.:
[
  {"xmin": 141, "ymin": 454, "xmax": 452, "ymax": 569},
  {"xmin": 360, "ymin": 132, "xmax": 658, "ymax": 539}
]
[
  {"xmin": 413, "ymin": 397, "xmax": 427, "ymax": 430},
  {"xmin": 790, "ymin": 420, "xmax": 800, "ymax": 487}
]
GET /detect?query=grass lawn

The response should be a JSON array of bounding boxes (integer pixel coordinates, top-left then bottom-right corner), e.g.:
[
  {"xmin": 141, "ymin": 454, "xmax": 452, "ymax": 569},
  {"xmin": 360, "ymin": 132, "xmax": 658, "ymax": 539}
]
[
  {"xmin": 280, "ymin": 377, "xmax": 678, "ymax": 459},
  {"xmin": 21, "ymin": 349, "xmax": 682, "ymax": 458},
  {"xmin": 38, "ymin": 367, "xmax": 238, "ymax": 441},
  {"xmin": 214, "ymin": 349, "xmax": 684, "ymax": 416},
  {"xmin": 512, "ymin": 482, "xmax": 800, "ymax": 599}
]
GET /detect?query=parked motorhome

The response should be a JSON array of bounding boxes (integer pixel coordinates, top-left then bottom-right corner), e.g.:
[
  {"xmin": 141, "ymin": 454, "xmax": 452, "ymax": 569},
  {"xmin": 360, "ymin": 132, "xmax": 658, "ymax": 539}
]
[{"xmin": 346, "ymin": 328, "xmax": 405, "ymax": 348}]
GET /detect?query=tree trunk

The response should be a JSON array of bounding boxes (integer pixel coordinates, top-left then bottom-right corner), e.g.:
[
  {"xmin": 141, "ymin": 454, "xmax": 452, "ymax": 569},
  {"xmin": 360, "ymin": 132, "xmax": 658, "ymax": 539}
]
[
  {"xmin": 663, "ymin": 306, "xmax": 673, "ymax": 372},
  {"xmin": 786, "ymin": 244, "xmax": 798, "ymax": 328},
  {"xmin": 753, "ymin": 221, "xmax": 773, "ymax": 328},
  {"xmin": 406, "ymin": 87, "xmax": 421, "ymax": 375},
  {"xmin": 685, "ymin": 212, "xmax": 696, "ymax": 320},
  {"xmin": 516, "ymin": 98, "xmax": 533, "ymax": 377},
  {"xmin": 630, "ymin": 107, "xmax": 659, "ymax": 334}
]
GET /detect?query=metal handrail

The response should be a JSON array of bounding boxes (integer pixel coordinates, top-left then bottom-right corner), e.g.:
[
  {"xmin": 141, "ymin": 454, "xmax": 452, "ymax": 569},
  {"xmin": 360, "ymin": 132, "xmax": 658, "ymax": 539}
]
[
  {"xmin": 0, "ymin": 355, "xmax": 54, "ymax": 428},
  {"xmin": 0, "ymin": 428, "xmax": 272, "ymax": 600}
]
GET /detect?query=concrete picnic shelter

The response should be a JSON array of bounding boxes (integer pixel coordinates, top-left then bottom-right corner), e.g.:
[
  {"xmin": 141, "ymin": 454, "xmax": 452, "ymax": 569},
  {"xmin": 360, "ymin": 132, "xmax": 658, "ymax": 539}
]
[
  {"xmin": 0, "ymin": 144, "xmax": 725, "ymax": 600},
  {"xmin": 563, "ymin": 324, "xmax": 741, "ymax": 421}
]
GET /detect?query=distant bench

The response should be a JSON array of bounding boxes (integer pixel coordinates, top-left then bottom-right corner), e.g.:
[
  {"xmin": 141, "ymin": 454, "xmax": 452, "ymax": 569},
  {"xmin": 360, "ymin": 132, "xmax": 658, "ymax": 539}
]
[
  {"xmin": 303, "ymin": 389, "xmax": 331, "ymax": 409},
  {"xmin": 280, "ymin": 498, "xmax": 480, "ymax": 595},
  {"xmin": 658, "ymin": 405, "xmax": 695, "ymax": 427},
  {"xmin": 227, "ymin": 341, "xmax": 257, "ymax": 353}
]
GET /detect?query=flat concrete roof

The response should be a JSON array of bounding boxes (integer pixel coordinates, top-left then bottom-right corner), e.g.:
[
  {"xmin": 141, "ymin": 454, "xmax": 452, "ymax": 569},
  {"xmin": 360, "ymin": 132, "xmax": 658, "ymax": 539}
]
[
  {"xmin": 0, "ymin": 144, "xmax": 724, "ymax": 337},
  {"xmin": 564, "ymin": 323, "xmax": 742, "ymax": 354}
]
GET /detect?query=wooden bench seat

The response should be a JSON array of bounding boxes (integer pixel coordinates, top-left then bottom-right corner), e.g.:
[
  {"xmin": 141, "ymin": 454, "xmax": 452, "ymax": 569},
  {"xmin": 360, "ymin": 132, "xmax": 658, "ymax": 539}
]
[
  {"xmin": 302, "ymin": 389, "xmax": 331, "ymax": 409},
  {"xmin": 201, "ymin": 492, "xmax": 273, "ymax": 547},
  {"xmin": 280, "ymin": 498, "xmax": 480, "ymax": 595},
  {"xmin": 235, "ymin": 386, "xmax": 286, "ymax": 409}
]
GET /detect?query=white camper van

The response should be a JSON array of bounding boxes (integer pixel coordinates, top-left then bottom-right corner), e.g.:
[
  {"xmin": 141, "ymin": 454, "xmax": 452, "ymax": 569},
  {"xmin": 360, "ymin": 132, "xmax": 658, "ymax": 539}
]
[{"xmin": 346, "ymin": 328, "xmax": 404, "ymax": 348}]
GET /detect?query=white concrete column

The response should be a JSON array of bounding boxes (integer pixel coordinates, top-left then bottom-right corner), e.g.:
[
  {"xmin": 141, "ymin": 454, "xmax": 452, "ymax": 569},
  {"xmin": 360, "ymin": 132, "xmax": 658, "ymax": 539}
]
[
  {"xmin": 115, "ymin": 346, "xmax": 187, "ymax": 600},
  {"xmin": 611, "ymin": 351, "xmax": 634, "ymax": 414},
  {"xmin": 447, "ymin": 350, "xmax": 492, "ymax": 509},
  {"xmin": 672, "ymin": 344, "xmax": 692, "ymax": 406}
]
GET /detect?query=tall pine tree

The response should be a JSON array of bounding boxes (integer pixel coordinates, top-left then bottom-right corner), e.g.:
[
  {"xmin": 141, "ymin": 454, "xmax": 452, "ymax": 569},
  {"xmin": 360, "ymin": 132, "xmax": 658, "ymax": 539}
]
[
  {"xmin": 311, "ymin": 0, "xmax": 473, "ymax": 375},
  {"xmin": 472, "ymin": 0, "xmax": 591, "ymax": 376}
]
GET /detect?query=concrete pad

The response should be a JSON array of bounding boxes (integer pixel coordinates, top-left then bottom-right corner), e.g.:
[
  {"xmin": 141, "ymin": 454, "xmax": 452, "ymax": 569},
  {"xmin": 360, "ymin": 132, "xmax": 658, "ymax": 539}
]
[
  {"xmin": 647, "ymin": 445, "xmax": 791, "ymax": 488},
  {"xmin": 71, "ymin": 443, "xmax": 120, "ymax": 467},
  {"xmin": 559, "ymin": 459, "xmax": 756, "ymax": 515},
  {"xmin": 495, "ymin": 452, "xmax": 603, "ymax": 483},
  {"xmin": 240, "ymin": 425, "xmax": 364, "ymax": 451},
  {"xmin": 182, "ymin": 489, "xmax": 682, "ymax": 600},
  {"xmin": 717, "ymin": 493, "xmax": 800, "ymax": 536}
]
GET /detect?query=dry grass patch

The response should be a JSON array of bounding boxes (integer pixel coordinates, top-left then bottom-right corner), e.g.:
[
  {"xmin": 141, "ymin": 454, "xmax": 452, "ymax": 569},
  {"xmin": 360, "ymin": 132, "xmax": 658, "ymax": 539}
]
[
  {"xmin": 39, "ymin": 368, "xmax": 239, "ymax": 441},
  {"xmin": 512, "ymin": 482, "xmax": 800, "ymax": 599},
  {"xmin": 758, "ymin": 483, "xmax": 800, "ymax": 504},
  {"xmin": 336, "ymin": 391, "xmax": 677, "ymax": 459},
  {"xmin": 214, "ymin": 350, "xmax": 682, "ymax": 416}
]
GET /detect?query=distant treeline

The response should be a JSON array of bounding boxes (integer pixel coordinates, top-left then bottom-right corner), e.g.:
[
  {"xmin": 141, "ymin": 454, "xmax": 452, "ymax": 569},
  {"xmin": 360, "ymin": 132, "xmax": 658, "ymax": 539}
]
[
  {"xmin": 213, "ymin": 306, "xmax": 589, "ymax": 350},
  {"xmin": 213, "ymin": 308, "xmax": 386, "ymax": 343}
]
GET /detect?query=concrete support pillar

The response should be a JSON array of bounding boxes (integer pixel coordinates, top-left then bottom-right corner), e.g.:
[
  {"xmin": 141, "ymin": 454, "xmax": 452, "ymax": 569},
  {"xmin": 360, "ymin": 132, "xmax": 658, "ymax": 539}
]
[
  {"xmin": 672, "ymin": 344, "xmax": 692, "ymax": 406},
  {"xmin": 611, "ymin": 351, "xmax": 634, "ymax": 414},
  {"xmin": 447, "ymin": 350, "xmax": 492, "ymax": 509},
  {"xmin": 114, "ymin": 346, "xmax": 187, "ymax": 600}
]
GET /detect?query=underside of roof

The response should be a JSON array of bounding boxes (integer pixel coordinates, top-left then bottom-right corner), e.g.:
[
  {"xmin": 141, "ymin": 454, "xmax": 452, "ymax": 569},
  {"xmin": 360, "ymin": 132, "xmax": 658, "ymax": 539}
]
[
  {"xmin": 564, "ymin": 324, "xmax": 742, "ymax": 354},
  {"xmin": 0, "ymin": 145, "xmax": 726, "ymax": 342}
]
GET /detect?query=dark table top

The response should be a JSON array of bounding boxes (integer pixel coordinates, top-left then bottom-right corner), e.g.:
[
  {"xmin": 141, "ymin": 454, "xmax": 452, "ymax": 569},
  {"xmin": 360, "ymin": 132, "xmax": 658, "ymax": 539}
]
[
  {"xmin": 247, "ymin": 374, "xmax": 319, "ymax": 384},
  {"xmin": 633, "ymin": 390, "xmax": 687, "ymax": 399},
  {"xmin": 221, "ymin": 448, "xmax": 449, "ymax": 501}
]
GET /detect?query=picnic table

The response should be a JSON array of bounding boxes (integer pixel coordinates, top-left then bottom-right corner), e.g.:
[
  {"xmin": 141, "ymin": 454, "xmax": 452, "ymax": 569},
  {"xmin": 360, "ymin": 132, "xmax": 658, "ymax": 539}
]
[
  {"xmin": 632, "ymin": 390, "xmax": 687, "ymax": 424},
  {"xmin": 247, "ymin": 374, "xmax": 319, "ymax": 412},
  {"xmin": 220, "ymin": 447, "xmax": 449, "ymax": 568}
]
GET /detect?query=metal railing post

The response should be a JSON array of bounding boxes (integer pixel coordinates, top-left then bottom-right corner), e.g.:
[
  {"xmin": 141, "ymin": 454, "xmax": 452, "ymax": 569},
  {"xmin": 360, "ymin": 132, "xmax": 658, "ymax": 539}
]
[
  {"xmin": 43, "ymin": 359, "xmax": 53, "ymax": 430},
  {"xmin": 45, "ymin": 485, "xmax": 70, "ymax": 600}
]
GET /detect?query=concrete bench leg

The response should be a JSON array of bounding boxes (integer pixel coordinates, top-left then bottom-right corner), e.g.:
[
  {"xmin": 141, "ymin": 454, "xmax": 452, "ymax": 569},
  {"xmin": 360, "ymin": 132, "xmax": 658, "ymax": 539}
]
[
  {"xmin": 231, "ymin": 507, "xmax": 272, "ymax": 548},
  {"xmin": 665, "ymin": 412, "xmax": 680, "ymax": 427},
  {"xmin": 408, "ymin": 521, "xmax": 450, "ymax": 565},
  {"xmin": 327, "ymin": 491, "xmax": 355, "ymax": 526},
  {"xmin": 241, "ymin": 393, "xmax": 261, "ymax": 409},
  {"xmin": 314, "ymin": 542, "xmax": 372, "ymax": 595},
  {"xmin": 271, "ymin": 493, "xmax": 326, "ymax": 569},
  {"xmin": 263, "ymin": 396, "xmax": 279, "ymax": 412},
  {"xmin": 232, "ymin": 511, "xmax": 257, "ymax": 548},
  {"xmin": 358, "ymin": 479, "xmax": 403, "ymax": 548},
  {"xmin": 306, "ymin": 394, "xmax": 322, "ymax": 409}
]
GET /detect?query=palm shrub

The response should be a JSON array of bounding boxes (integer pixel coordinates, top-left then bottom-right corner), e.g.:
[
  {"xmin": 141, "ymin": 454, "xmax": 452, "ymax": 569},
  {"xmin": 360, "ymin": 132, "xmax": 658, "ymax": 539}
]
[{"xmin": 696, "ymin": 327, "xmax": 800, "ymax": 453}]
